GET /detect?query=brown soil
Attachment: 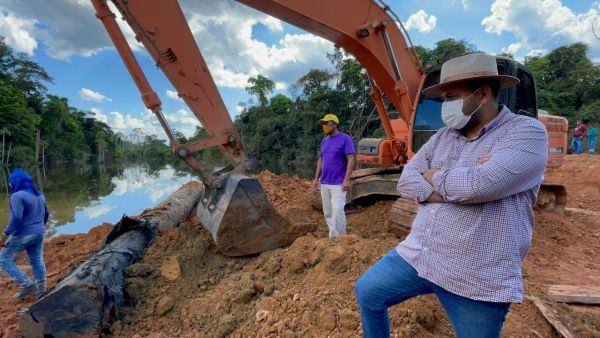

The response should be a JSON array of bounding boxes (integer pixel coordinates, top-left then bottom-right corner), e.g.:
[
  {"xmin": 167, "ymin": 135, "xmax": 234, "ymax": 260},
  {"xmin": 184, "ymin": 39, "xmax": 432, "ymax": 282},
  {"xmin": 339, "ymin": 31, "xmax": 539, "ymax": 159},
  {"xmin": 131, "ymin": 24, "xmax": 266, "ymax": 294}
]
[{"xmin": 2, "ymin": 156, "xmax": 599, "ymax": 337}]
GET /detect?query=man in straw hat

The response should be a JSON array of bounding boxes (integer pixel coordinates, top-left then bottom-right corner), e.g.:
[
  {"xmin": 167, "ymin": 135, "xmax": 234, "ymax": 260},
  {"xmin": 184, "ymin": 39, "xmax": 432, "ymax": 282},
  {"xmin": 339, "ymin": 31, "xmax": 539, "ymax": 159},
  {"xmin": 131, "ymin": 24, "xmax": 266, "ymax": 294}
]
[{"xmin": 355, "ymin": 53, "xmax": 548, "ymax": 337}]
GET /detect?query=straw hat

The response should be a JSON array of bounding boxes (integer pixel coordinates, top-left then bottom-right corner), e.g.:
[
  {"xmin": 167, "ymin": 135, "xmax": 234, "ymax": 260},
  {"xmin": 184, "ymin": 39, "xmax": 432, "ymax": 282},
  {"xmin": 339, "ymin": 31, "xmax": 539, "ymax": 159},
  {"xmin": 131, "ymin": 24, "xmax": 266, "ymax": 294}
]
[{"xmin": 422, "ymin": 53, "xmax": 520, "ymax": 97}]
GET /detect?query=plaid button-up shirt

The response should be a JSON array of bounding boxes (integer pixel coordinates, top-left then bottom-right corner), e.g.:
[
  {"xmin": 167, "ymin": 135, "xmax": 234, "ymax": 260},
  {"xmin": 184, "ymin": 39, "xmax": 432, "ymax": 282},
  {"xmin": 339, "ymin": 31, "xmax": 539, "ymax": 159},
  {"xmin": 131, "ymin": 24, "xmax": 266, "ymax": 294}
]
[{"xmin": 396, "ymin": 105, "xmax": 548, "ymax": 303}]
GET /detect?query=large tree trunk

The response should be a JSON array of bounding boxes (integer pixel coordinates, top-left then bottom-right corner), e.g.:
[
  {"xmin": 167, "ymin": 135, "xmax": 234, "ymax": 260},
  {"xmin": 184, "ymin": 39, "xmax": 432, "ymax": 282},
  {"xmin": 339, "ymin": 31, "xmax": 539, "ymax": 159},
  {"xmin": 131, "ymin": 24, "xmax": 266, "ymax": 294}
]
[
  {"xmin": 1, "ymin": 134, "xmax": 5, "ymax": 165},
  {"xmin": 20, "ymin": 181, "xmax": 203, "ymax": 338},
  {"xmin": 35, "ymin": 129, "xmax": 41, "ymax": 164},
  {"xmin": 5, "ymin": 142, "xmax": 11, "ymax": 164}
]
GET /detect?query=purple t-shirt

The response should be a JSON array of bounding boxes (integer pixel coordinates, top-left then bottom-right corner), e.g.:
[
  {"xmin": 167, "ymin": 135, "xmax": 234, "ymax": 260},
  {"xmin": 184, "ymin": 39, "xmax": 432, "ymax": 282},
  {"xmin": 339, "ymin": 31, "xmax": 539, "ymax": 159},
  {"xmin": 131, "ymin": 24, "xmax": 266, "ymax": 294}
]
[{"xmin": 319, "ymin": 132, "xmax": 355, "ymax": 185}]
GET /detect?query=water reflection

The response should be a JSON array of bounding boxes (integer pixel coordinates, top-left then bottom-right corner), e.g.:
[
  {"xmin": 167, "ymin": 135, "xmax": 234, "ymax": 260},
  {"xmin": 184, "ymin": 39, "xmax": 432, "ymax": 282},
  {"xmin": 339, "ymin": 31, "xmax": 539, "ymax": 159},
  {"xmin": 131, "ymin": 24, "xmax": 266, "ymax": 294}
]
[
  {"xmin": 0, "ymin": 160, "xmax": 315, "ymax": 236},
  {"xmin": 0, "ymin": 163, "xmax": 195, "ymax": 236}
]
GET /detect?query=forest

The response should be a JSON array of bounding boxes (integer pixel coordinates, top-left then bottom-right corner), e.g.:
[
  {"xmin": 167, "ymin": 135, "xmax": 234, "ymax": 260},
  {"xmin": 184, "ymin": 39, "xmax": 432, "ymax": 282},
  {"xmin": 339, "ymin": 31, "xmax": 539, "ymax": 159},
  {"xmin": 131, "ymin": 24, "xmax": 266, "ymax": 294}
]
[{"xmin": 1, "ymin": 36, "xmax": 598, "ymax": 167}]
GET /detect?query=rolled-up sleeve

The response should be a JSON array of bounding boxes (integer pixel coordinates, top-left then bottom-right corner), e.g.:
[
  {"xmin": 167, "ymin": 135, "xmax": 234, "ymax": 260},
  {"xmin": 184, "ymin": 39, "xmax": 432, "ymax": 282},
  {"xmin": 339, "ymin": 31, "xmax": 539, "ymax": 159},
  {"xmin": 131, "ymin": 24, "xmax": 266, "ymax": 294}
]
[
  {"xmin": 433, "ymin": 119, "xmax": 548, "ymax": 204},
  {"xmin": 397, "ymin": 132, "xmax": 440, "ymax": 202}
]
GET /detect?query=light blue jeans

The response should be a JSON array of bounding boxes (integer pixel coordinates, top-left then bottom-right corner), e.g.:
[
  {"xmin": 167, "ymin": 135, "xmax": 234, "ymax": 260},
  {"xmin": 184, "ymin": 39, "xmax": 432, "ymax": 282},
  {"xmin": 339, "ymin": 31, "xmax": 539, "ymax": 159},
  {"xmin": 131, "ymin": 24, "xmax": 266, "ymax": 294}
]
[
  {"xmin": 0, "ymin": 234, "xmax": 46, "ymax": 288},
  {"xmin": 355, "ymin": 250, "xmax": 510, "ymax": 338},
  {"xmin": 572, "ymin": 137, "xmax": 583, "ymax": 154},
  {"xmin": 589, "ymin": 137, "xmax": 597, "ymax": 154}
]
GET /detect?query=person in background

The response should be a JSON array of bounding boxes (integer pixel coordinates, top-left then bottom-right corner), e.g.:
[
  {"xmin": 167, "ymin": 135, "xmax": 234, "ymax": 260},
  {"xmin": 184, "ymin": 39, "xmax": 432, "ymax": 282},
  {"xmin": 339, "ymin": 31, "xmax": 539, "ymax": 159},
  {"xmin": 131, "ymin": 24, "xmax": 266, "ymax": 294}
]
[
  {"xmin": 0, "ymin": 168, "xmax": 48, "ymax": 300},
  {"xmin": 313, "ymin": 114, "xmax": 355, "ymax": 238},
  {"xmin": 587, "ymin": 122, "xmax": 597, "ymax": 154},
  {"xmin": 571, "ymin": 120, "xmax": 587, "ymax": 154}
]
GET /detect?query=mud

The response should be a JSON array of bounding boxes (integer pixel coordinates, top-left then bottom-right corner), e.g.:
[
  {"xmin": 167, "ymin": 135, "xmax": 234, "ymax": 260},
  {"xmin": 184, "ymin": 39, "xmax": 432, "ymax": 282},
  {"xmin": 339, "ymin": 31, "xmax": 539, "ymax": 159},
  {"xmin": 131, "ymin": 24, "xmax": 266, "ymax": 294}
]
[{"xmin": 1, "ymin": 156, "xmax": 599, "ymax": 337}]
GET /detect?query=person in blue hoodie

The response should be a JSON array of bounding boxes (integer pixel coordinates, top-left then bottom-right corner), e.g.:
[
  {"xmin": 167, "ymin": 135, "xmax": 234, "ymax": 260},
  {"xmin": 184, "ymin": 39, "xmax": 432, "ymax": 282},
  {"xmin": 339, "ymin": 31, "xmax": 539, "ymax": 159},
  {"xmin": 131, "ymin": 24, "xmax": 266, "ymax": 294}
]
[{"xmin": 0, "ymin": 168, "xmax": 48, "ymax": 300}]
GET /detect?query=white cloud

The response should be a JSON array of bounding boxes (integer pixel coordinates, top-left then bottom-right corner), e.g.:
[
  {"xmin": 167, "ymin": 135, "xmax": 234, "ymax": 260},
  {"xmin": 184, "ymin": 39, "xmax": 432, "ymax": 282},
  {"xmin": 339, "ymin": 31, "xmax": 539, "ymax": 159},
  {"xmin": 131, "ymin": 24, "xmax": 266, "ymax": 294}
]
[
  {"xmin": 85, "ymin": 204, "xmax": 114, "ymax": 218},
  {"xmin": 262, "ymin": 16, "xmax": 284, "ymax": 32},
  {"xmin": 0, "ymin": 0, "xmax": 142, "ymax": 60},
  {"xmin": 110, "ymin": 166, "xmax": 191, "ymax": 202},
  {"xmin": 404, "ymin": 10, "xmax": 437, "ymax": 33},
  {"xmin": 527, "ymin": 49, "xmax": 547, "ymax": 57},
  {"xmin": 451, "ymin": 0, "xmax": 469, "ymax": 10},
  {"xmin": 90, "ymin": 107, "xmax": 109, "ymax": 124},
  {"xmin": 483, "ymin": 0, "xmax": 600, "ymax": 56},
  {"xmin": 164, "ymin": 109, "xmax": 201, "ymax": 137},
  {"xmin": 182, "ymin": 1, "xmax": 334, "ymax": 88},
  {"xmin": 166, "ymin": 89, "xmax": 182, "ymax": 101},
  {"xmin": 0, "ymin": 0, "xmax": 334, "ymax": 88},
  {"xmin": 79, "ymin": 88, "xmax": 112, "ymax": 102},
  {"xmin": 106, "ymin": 108, "xmax": 200, "ymax": 140},
  {"xmin": 0, "ymin": 12, "xmax": 37, "ymax": 54},
  {"xmin": 235, "ymin": 105, "xmax": 244, "ymax": 114},
  {"xmin": 274, "ymin": 82, "xmax": 287, "ymax": 90},
  {"xmin": 502, "ymin": 42, "xmax": 524, "ymax": 55}
]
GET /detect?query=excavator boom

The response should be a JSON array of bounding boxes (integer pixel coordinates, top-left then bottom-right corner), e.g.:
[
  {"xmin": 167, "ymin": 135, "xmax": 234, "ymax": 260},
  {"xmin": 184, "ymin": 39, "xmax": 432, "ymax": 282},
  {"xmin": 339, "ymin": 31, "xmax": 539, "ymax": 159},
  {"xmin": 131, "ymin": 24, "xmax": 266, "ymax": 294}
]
[
  {"xmin": 92, "ymin": 0, "xmax": 567, "ymax": 250},
  {"xmin": 91, "ymin": 0, "xmax": 424, "ymax": 255},
  {"xmin": 91, "ymin": 0, "xmax": 290, "ymax": 256}
]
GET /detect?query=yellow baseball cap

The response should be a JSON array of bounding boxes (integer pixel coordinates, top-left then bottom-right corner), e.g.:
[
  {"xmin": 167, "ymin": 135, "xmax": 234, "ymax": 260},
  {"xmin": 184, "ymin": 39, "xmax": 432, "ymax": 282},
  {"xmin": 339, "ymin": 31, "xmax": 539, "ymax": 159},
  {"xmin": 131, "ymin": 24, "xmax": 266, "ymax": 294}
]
[{"xmin": 319, "ymin": 114, "xmax": 339, "ymax": 124}]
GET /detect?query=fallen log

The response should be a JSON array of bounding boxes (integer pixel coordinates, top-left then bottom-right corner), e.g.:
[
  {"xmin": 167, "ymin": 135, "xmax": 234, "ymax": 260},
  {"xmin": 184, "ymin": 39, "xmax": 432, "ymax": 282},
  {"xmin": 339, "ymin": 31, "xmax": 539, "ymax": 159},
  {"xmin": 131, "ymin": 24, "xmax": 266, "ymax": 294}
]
[
  {"xmin": 20, "ymin": 181, "xmax": 203, "ymax": 338},
  {"xmin": 527, "ymin": 296, "xmax": 576, "ymax": 338},
  {"xmin": 546, "ymin": 284, "xmax": 600, "ymax": 305}
]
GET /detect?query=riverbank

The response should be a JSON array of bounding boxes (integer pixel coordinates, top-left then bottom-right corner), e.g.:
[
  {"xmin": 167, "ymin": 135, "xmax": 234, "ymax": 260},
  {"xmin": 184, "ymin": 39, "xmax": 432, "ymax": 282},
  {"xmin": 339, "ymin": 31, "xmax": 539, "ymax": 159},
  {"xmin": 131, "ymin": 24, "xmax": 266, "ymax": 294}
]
[{"xmin": 1, "ymin": 155, "xmax": 599, "ymax": 337}]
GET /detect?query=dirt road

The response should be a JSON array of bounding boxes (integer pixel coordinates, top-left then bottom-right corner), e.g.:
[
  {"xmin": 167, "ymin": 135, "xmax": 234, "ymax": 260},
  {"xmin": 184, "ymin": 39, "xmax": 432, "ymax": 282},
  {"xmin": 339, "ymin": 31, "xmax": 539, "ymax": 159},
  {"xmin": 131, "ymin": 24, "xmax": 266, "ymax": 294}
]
[{"xmin": 1, "ymin": 155, "xmax": 598, "ymax": 337}]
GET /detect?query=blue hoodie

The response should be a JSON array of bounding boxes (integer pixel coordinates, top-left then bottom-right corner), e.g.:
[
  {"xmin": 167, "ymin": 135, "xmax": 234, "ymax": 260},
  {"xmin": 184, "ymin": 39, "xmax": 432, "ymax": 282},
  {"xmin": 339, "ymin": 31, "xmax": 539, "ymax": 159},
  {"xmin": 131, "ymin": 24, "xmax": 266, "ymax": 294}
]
[{"xmin": 3, "ymin": 168, "xmax": 48, "ymax": 236}]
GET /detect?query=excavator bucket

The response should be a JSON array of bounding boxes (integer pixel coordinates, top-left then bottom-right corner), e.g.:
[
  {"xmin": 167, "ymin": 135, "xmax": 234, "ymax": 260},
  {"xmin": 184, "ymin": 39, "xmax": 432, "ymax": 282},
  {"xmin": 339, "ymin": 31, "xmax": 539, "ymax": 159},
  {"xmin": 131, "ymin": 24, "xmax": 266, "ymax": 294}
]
[
  {"xmin": 196, "ymin": 174, "xmax": 291, "ymax": 256},
  {"xmin": 536, "ymin": 182, "xmax": 567, "ymax": 213}
]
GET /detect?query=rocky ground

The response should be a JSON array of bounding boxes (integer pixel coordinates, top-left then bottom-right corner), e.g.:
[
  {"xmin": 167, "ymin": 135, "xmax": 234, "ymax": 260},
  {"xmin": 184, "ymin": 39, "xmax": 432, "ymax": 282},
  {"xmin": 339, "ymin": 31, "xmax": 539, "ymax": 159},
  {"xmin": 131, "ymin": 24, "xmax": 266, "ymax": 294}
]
[{"xmin": 1, "ymin": 155, "xmax": 599, "ymax": 338}]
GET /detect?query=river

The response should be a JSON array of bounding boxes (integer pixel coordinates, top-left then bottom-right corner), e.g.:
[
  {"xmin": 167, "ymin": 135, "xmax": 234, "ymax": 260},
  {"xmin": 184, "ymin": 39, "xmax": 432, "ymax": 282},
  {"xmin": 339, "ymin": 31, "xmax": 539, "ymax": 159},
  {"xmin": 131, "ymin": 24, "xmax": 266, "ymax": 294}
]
[{"xmin": 0, "ymin": 160, "xmax": 314, "ymax": 236}]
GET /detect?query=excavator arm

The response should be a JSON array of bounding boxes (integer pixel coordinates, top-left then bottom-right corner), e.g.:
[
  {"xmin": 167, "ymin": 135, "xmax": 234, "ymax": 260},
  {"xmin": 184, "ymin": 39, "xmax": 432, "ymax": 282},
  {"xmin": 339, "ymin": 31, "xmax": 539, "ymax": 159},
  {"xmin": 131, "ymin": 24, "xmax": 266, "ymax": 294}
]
[
  {"xmin": 91, "ymin": 0, "xmax": 247, "ymax": 185},
  {"xmin": 91, "ymin": 0, "xmax": 425, "ymax": 255}
]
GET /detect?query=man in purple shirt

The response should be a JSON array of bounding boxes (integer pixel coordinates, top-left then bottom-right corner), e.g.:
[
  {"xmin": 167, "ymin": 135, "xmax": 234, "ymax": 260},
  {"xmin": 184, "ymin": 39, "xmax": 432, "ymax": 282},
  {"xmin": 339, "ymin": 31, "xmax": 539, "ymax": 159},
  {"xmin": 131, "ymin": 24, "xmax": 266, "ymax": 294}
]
[
  {"xmin": 355, "ymin": 53, "xmax": 548, "ymax": 338},
  {"xmin": 313, "ymin": 114, "xmax": 355, "ymax": 238}
]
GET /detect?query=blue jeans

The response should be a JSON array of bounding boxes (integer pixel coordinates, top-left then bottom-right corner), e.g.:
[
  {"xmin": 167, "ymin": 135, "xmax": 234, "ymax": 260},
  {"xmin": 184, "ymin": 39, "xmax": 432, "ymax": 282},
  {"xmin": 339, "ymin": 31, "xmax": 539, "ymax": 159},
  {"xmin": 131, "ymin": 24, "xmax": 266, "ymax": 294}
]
[
  {"xmin": 572, "ymin": 137, "xmax": 583, "ymax": 154},
  {"xmin": 0, "ymin": 234, "xmax": 46, "ymax": 288},
  {"xmin": 355, "ymin": 250, "xmax": 510, "ymax": 338},
  {"xmin": 589, "ymin": 138, "xmax": 597, "ymax": 154}
]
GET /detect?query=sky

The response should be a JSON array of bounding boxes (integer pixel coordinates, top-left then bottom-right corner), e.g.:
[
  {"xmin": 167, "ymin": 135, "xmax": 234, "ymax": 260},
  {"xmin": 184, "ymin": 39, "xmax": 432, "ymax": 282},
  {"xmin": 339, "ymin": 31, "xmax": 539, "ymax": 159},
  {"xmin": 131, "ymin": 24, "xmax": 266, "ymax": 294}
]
[{"xmin": 0, "ymin": 0, "xmax": 598, "ymax": 139}]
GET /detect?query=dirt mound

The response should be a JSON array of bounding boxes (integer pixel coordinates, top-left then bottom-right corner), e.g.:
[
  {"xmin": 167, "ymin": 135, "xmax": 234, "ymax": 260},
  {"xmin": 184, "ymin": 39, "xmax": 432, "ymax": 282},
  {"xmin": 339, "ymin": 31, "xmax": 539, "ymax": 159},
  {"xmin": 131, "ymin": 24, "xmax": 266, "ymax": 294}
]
[
  {"xmin": 2, "ymin": 156, "xmax": 600, "ymax": 337},
  {"xmin": 545, "ymin": 154, "xmax": 600, "ymax": 208},
  {"xmin": 105, "ymin": 166, "xmax": 600, "ymax": 338}
]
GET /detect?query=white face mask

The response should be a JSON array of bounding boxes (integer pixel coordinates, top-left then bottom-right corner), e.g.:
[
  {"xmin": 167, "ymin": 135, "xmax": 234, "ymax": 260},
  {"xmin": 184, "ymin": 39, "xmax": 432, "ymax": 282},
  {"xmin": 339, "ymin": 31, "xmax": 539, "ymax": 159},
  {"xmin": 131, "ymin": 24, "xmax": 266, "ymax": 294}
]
[{"xmin": 441, "ymin": 88, "xmax": 483, "ymax": 130}]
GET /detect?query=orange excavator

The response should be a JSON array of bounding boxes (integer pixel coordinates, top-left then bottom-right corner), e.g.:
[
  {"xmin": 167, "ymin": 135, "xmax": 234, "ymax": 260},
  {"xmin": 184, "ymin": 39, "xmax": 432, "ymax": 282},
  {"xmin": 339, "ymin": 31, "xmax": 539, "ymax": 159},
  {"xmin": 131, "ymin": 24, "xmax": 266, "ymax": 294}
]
[{"xmin": 90, "ymin": 0, "xmax": 568, "ymax": 253}]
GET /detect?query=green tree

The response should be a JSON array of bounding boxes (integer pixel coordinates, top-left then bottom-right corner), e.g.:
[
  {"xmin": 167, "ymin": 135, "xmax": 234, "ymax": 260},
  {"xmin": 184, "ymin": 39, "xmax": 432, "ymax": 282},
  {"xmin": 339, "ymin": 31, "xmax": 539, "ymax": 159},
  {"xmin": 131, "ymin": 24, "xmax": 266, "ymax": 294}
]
[
  {"xmin": 0, "ymin": 80, "xmax": 40, "ymax": 162},
  {"xmin": 430, "ymin": 38, "xmax": 475, "ymax": 63},
  {"xmin": 246, "ymin": 75, "xmax": 275, "ymax": 106},
  {"xmin": 297, "ymin": 69, "xmax": 333, "ymax": 97},
  {"xmin": 525, "ymin": 43, "xmax": 600, "ymax": 123},
  {"xmin": 270, "ymin": 94, "xmax": 292, "ymax": 115}
]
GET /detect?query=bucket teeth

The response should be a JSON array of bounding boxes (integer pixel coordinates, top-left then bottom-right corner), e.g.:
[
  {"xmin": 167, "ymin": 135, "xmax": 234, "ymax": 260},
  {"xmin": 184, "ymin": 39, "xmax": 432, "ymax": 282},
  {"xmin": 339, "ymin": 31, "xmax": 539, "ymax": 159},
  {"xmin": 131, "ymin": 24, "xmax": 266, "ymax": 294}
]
[{"xmin": 196, "ymin": 174, "xmax": 291, "ymax": 256}]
